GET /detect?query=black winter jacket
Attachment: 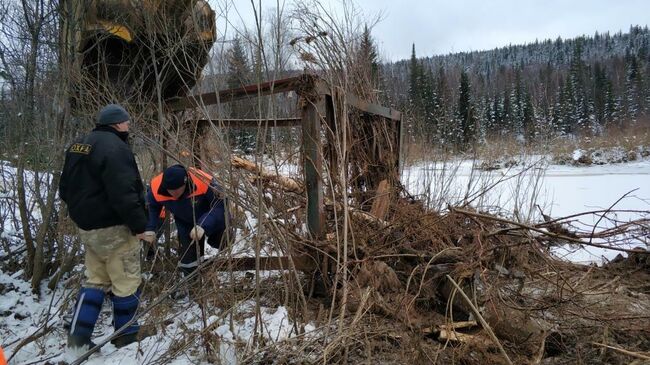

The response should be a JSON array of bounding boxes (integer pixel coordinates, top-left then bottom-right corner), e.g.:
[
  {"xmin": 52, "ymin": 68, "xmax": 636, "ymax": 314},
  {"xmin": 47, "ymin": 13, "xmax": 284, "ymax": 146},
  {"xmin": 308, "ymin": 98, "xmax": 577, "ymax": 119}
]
[{"xmin": 59, "ymin": 126, "xmax": 147, "ymax": 234}]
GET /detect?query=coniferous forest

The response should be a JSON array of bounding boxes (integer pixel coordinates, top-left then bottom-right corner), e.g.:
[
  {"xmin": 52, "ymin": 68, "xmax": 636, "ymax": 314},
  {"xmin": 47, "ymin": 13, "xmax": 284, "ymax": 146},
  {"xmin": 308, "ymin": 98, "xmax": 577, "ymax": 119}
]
[{"xmin": 381, "ymin": 25, "xmax": 650, "ymax": 151}]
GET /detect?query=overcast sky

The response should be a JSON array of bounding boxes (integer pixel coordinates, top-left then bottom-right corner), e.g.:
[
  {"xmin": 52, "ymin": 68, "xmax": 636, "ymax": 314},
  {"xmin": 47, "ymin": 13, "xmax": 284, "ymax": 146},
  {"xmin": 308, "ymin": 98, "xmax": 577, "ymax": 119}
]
[{"xmin": 219, "ymin": 0, "xmax": 650, "ymax": 61}]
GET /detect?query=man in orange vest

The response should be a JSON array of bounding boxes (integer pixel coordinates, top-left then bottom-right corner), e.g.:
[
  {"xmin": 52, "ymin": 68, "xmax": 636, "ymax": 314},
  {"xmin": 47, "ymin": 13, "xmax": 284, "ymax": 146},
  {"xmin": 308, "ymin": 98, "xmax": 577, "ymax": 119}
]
[
  {"xmin": 0, "ymin": 345, "xmax": 7, "ymax": 365},
  {"xmin": 143, "ymin": 165, "xmax": 229, "ymax": 285}
]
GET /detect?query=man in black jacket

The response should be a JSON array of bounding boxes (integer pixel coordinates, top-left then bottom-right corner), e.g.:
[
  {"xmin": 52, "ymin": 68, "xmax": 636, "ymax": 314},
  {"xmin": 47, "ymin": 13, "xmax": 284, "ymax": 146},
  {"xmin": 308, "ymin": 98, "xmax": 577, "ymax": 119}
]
[{"xmin": 59, "ymin": 104, "xmax": 153, "ymax": 350}]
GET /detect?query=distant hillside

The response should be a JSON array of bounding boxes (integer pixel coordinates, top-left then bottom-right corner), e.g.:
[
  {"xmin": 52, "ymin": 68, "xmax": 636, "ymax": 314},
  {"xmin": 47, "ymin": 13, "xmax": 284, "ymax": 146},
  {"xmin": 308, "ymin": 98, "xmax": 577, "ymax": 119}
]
[{"xmin": 381, "ymin": 25, "xmax": 650, "ymax": 148}]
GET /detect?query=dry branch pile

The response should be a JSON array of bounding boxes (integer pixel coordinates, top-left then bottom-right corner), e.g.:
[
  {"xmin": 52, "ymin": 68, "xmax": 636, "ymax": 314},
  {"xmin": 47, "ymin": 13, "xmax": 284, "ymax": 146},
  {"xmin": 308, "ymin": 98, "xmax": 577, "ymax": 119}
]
[
  {"xmin": 291, "ymin": 203, "xmax": 649, "ymax": 364},
  {"xmin": 227, "ymin": 150, "xmax": 650, "ymax": 364}
]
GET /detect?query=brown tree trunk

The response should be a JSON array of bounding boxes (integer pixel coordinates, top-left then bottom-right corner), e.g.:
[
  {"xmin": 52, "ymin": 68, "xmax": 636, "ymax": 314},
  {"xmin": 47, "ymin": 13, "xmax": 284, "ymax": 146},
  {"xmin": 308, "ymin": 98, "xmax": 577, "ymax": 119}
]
[
  {"xmin": 48, "ymin": 234, "xmax": 80, "ymax": 290},
  {"xmin": 16, "ymin": 161, "xmax": 35, "ymax": 277},
  {"xmin": 31, "ymin": 168, "xmax": 62, "ymax": 293}
]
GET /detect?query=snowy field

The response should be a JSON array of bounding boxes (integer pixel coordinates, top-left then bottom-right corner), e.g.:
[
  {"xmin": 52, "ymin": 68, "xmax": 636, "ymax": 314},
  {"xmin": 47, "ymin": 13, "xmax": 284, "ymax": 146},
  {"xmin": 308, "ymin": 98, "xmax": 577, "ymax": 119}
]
[{"xmin": 2, "ymin": 156, "xmax": 649, "ymax": 364}]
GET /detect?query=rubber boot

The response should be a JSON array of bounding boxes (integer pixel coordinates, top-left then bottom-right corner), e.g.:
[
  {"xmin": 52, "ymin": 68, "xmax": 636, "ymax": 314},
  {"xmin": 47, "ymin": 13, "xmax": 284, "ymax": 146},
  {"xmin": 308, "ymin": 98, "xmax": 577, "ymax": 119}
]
[
  {"xmin": 110, "ymin": 290, "xmax": 156, "ymax": 348},
  {"xmin": 68, "ymin": 287, "xmax": 105, "ymax": 350}
]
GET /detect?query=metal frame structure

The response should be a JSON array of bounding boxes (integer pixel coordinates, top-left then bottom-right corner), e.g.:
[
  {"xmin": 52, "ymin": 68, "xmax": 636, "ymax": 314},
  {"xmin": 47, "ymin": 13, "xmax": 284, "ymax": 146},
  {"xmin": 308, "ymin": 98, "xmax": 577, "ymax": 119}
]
[{"xmin": 166, "ymin": 73, "xmax": 403, "ymax": 272}]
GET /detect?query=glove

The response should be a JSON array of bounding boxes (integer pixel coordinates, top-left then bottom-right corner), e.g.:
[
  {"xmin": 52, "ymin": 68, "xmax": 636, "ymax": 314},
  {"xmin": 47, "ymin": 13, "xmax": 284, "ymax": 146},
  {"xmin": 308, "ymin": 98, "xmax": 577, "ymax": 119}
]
[
  {"xmin": 189, "ymin": 225, "xmax": 205, "ymax": 241},
  {"xmin": 141, "ymin": 231, "xmax": 156, "ymax": 244}
]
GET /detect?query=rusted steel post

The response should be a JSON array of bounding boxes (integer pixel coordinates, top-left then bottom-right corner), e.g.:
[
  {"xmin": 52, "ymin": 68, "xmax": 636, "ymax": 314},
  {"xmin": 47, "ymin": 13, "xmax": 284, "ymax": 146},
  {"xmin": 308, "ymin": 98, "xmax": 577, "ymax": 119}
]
[
  {"xmin": 396, "ymin": 114, "xmax": 405, "ymax": 177},
  {"xmin": 301, "ymin": 96, "xmax": 325, "ymax": 239},
  {"xmin": 324, "ymin": 94, "xmax": 337, "ymax": 185}
]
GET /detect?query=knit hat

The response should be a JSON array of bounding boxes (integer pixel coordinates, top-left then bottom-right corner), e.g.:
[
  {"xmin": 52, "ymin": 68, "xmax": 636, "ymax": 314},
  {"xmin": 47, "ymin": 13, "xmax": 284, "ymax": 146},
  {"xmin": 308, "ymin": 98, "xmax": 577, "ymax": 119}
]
[
  {"xmin": 97, "ymin": 104, "xmax": 130, "ymax": 125},
  {"xmin": 162, "ymin": 165, "xmax": 188, "ymax": 190}
]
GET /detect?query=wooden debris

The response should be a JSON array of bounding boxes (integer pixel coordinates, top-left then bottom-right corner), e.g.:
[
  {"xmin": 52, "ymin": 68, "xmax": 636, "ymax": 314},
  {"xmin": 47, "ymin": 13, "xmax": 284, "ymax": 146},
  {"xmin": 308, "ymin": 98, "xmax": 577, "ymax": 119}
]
[
  {"xmin": 591, "ymin": 342, "xmax": 650, "ymax": 360},
  {"xmin": 446, "ymin": 275, "xmax": 515, "ymax": 365},
  {"xmin": 356, "ymin": 261, "xmax": 402, "ymax": 294},
  {"xmin": 441, "ymin": 321, "xmax": 478, "ymax": 330},
  {"xmin": 438, "ymin": 329, "xmax": 493, "ymax": 347},
  {"xmin": 370, "ymin": 179, "xmax": 391, "ymax": 221},
  {"xmin": 421, "ymin": 321, "xmax": 478, "ymax": 335},
  {"xmin": 208, "ymin": 256, "xmax": 317, "ymax": 272},
  {"xmin": 345, "ymin": 204, "xmax": 389, "ymax": 228},
  {"xmin": 231, "ymin": 156, "xmax": 303, "ymax": 194},
  {"xmin": 421, "ymin": 320, "xmax": 491, "ymax": 347}
]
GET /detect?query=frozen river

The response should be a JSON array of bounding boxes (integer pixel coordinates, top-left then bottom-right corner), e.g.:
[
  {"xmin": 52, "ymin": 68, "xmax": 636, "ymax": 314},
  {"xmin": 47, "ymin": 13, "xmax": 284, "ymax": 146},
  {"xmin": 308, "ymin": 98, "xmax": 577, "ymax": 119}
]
[{"xmin": 402, "ymin": 158, "xmax": 650, "ymax": 264}]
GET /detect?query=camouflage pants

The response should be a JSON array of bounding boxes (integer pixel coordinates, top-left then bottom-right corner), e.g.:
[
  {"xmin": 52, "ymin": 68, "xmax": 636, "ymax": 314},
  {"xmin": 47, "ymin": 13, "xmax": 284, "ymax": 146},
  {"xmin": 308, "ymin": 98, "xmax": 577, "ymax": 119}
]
[{"xmin": 78, "ymin": 225, "xmax": 141, "ymax": 297}]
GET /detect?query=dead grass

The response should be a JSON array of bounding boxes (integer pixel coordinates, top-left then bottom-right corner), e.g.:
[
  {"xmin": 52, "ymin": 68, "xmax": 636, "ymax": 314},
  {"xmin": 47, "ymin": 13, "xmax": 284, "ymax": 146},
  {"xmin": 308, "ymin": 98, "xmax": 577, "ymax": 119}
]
[
  {"xmin": 405, "ymin": 118, "xmax": 650, "ymax": 165},
  {"xmin": 550, "ymin": 120, "xmax": 650, "ymax": 155}
]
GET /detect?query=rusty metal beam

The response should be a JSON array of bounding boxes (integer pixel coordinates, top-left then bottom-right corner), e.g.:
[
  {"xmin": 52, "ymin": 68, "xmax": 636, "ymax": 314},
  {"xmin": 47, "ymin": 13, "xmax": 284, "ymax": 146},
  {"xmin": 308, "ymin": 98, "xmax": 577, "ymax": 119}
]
[
  {"xmin": 346, "ymin": 93, "xmax": 402, "ymax": 121},
  {"xmin": 167, "ymin": 74, "xmax": 317, "ymax": 111},
  {"xmin": 208, "ymin": 255, "xmax": 316, "ymax": 271},
  {"xmin": 194, "ymin": 118, "xmax": 302, "ymax": 128}
]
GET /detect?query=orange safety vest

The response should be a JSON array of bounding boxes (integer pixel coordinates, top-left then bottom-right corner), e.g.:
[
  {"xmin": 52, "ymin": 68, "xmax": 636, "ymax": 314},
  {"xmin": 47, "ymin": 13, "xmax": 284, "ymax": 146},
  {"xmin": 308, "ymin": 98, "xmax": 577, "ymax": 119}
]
[
  {"xmin": 150, "ymin": 167, "xmax": 213, "ymax": 203},
  {"xmin": 0, "ymin": 345, "xmax": 7, "ymax": 365}
]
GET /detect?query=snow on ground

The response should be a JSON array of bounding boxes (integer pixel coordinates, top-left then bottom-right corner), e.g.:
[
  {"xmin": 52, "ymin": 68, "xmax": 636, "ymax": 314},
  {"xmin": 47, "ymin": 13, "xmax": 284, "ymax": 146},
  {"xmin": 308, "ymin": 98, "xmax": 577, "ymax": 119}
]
[
  {"xmin": 402, "ymin": 156, "xmax": 650, "ymax": 264},
  {"xmin": 1, "ymin": 267, "xmax": 310, "ymax": 365},
  {"xmin": 0, "ymin": 270, "xmax": 70, "ymax": 365}
]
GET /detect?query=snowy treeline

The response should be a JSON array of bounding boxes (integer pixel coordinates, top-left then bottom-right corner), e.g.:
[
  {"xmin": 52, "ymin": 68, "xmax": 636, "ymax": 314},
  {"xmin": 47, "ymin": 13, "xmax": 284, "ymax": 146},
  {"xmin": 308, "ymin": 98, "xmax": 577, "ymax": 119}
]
[{"xmin": 382, "ymin": 25, "xmax": 650, "ymax": 149}]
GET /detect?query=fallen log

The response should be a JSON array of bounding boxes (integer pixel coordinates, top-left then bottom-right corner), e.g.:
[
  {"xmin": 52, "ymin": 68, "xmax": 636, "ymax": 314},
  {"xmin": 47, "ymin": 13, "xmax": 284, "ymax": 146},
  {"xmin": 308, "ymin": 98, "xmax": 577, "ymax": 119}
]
[
  {"xmin": 438, "ymin": 328, "xmax": 493, "ymax": 347},
  {"xmin": 230, "ymin": 156, "xmax": 303, "ymax": 194}
]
